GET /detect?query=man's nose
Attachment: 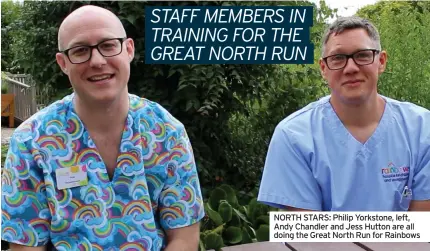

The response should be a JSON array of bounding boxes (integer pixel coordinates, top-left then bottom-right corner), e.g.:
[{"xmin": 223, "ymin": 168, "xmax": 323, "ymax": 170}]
[
  {"xmin": 89, "ymin": 48, "xmax": 107, "ymax": 67},
  {"xmin": 343, "ymin": 57, "xmax": 360, "ymax": 73}
]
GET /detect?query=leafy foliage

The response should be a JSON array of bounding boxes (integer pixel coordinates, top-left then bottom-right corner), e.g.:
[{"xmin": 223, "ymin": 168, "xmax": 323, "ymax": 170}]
[
  {"xmin": 1, "ymin": 145, "xmax": 8, "ymax": 168},
  {"xmin": 199, "ymin": 184, "xmax": 276, "ymax": 251},
  {"xmin": 224, "ymin": 65, "xmax": 326, "ymax": 189},
  {"xmin": 357, "ymin": 1, "xmax": 430, "ymax": 109},
  {"xmin": 1, "ymin": 0, "xmax": 22, "ymax": 71}
]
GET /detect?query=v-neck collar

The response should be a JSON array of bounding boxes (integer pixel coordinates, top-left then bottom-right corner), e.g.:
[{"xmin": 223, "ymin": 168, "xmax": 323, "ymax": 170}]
[
  {"xmin": 324, "ymin": 95, "xmax": 393, "ymax": 160},
  {"xmin": 66, "ymin": 93, "xmax": 132, "ymax": 184}
]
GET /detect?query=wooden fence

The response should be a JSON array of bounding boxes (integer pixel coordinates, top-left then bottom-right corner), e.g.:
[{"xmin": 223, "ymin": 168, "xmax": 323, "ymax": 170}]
[{"xmin": 3, "ymin": 74, "xmax": 37, "ymax": 122}]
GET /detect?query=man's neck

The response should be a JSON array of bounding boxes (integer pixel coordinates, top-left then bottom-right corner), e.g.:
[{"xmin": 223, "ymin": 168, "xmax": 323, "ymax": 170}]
[
  {"xmin": 330, "ymin": 93, "xmax": 386, "ymax": 128},
  {"xmin": 73, "ymin": 93, "xmax": 129, "ymax": 132}
]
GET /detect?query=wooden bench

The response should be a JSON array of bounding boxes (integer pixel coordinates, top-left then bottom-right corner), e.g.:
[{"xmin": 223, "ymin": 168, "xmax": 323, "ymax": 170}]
[
  {"xmin": 1, "ymin": 94, "xmax": 15, "ymax": 128},
  {"xmin": 210, "ymin": 241, "xmax": 430, "ymax": 251}
]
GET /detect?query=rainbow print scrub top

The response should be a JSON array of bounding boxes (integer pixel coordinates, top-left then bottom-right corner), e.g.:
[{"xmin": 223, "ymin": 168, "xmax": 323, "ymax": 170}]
[{"xmin": 1, "ymin": 93, "xmax": 205, "ymax": 250}]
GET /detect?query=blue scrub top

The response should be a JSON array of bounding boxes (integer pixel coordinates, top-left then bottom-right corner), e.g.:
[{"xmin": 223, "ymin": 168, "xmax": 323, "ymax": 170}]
[{"xmin": 258, "ymin": 95, "xmax": 430, "ymax": 211}]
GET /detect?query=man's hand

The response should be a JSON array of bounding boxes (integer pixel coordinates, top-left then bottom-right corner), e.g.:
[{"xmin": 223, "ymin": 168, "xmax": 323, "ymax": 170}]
[
  {"xmin": 409, "ymin": 200, "xmax": 430, "ymax": 211},
  {"xmin": 10, "ymin": 243, "xmax": 46, "ymax": 251},
  {"xmin": 164, "ymin": 222, "xmax": 200, "ymax": 251}
]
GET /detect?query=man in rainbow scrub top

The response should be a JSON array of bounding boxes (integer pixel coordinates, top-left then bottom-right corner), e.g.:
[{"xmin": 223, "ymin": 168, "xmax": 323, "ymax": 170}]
[
  {"xmin": 1, "ymin": 5, "xmax": 204, "ymax": 251},
  {"xmin": 258, "ymin": 16, "xmax": 430, "ymax": 211}
]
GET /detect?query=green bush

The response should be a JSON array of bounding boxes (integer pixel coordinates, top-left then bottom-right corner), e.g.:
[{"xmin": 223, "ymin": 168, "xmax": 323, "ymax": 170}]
[
  {"xmin": 224, "ymin": 65, "xmax": 327, "ymax": 191},
  {"xmin": 1, "ymin": 72, "xmax": 8, "ymax": 94},
  {"xmin": 199, "ymin": 184, "xmax": 277, "ymax": 251},
  {"xmin": 1, "ymin": 145, "xmax": 8, "ymax": 168},
  {"xmin": 357, "ymin": 1, "xmax": 430, "ymax": 109},
  {"xmin": 1, "ymin": 85, "xmax": 8, "ymax": 94}
]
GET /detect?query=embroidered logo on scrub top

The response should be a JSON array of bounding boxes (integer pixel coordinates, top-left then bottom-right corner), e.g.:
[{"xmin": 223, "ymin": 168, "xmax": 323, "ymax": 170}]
[{"xmin": 381, "ymin": 162, "xmax": 410, "ymax": 182}]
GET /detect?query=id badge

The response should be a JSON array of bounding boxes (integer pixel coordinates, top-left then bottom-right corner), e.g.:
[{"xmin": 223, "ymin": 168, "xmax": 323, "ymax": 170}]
[{"xmin": 55, "ymin": 165, "xmax": 88, "ymax": 190}]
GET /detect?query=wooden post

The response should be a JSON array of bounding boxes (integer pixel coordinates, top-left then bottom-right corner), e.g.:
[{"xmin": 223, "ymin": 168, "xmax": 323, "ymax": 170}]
[
  {"xmin": 30, "ymin": 76, "xmax": 37, "ymax": 115},
  {"xmin": 1, "ymin": 94, "xmax": 15, "ymax": 128},
  {"xmin": 9, "ymin": 95, "xmax": 14, "ymax": 128}
]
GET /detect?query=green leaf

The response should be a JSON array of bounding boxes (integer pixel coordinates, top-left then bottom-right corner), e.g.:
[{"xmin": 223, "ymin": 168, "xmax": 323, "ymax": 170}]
[
  {"xmin": 218, "ymin": 184, "xmax": 239, "ymax": 207},
  {"xmin": 204, "ymin": 203, "xmax": 223, "ymax": 226},
  {"xmin": 248, "ymin": 198, "xmax": 269, "ymax": 225},
  {"xmin": 199, "ymin": 239, "xmax": 206, "ymax": 251},
  {"xmin": 193, "ymin": 99, "xmax": 201, "ymax": 111},
  {"xmin": 177, "ymin": 84, "xmax": 189, "ymax": 92},
  {"xmin": 204, "ymin": 233, "xmax": 223, "ymax": 250},
  {"xmin": 206, "ymin": 70, "xmax": 214, "ymax": 79},
  {"xmin": 255, "ymin": 215, "xmax": 270, "ymax": 228},
  {"xmin": 209, "ymin": 188, "xmax": 227, "ymax": 210},
  {"xmin": 223, "ymin": 226, "xmax": 242, "ymax": 244},
  {"xmin": 238, "ymin": 205, "xmax": 248, "ymax": 217},
  {"xmin": 229, "ymin": 211, "xmax": 241, "ymax": 227},
  {"xmin": 167, "ymin": 69, "xmax": 177, "ymax": 78},
  {"xmin": 233, "ymin": 208, "xmax": 250, "ymax": 225},
  {"xmin": 186, "ymin": 100, "xmax": 193, "ymax": 111},
  {"xmin": 218, "ymin": 201, "xmax": 233, "ymax": 223},
  {"xmin": 244, "ymin": 225, "xmax": 256, "ymax": 239},
  {"xmin": 256, "ymin": 224, "xmax": 270, "ymax": 242},
  {"xmin": 125, "ymin": 14, "xmax": 137, "ymax": 26},
  {"xmin": 241, "ymin": 227, "xmax": 253, "ymax": 244}
]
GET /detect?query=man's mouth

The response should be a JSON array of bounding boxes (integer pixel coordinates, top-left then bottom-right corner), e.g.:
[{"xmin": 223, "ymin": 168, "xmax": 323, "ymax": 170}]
[
  {"xmin": 342, "ymin": 79, "xmax": 363, "ymax": 86},
  {"xmin": 87, "ymin": 74, "xmax": 114, "ymax": 82}
]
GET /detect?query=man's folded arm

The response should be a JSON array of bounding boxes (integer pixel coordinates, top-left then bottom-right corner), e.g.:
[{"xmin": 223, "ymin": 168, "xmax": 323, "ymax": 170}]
[
  {"xmin": 409, "ymin": 200, "xmax": 430, "ymax": 211},
  {"xmin": 158, "ymin": 125, "xmax": 205, "ymax": 251},
  {"xmin": 9, "ymin": 243, "xmax": 47, "ymax": 251},
  {"xmin": 409, "ymin": 123, "xmax": 430, "ymax": 211},
  {"xmin": 1, "ymin": 132, "xmax": 52, "ymax": 249},
  {"xmin": 164, "ymin": 223, "xmax": 200, "ymax": 251}
]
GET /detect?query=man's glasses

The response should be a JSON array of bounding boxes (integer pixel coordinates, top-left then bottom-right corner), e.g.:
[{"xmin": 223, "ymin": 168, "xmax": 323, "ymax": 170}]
[
  {"xmin": 322, "ymin": 49, "xmax": 380, "ymax": 70},
  {"xmin": 60, "ymin": 38, "xmax": 126, "ymax": 64}
]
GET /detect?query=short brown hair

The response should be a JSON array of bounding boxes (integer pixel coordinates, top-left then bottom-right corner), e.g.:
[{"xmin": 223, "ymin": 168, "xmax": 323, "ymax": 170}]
[{"xmin": 321, "ymin": 16, "xmax": 381, "ymax": 57}]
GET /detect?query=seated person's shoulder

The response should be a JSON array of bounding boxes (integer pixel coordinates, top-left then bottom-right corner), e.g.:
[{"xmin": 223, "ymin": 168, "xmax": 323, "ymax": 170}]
[
  {"xmin": 386, "ymin": 97, "xmax": 430, "ymax": 132},
  {"xmin": 11, "ymin": 95, "xmax": 73, "ymax": 142},
  {"xmin": 129, "ymin": 94, "xmax": 185, "ymax": 129},
  {"xmin": 275, "ymin": 96, "xmax": 329, "ymax": 140},
  {"xmin": 387, "ymin": 97, "xmax": 430, "ymax": 119},
  {"xmin": 258, "ymin": 97, "xmax": 330, "ymax": 211},
  {"xmin": 128, "ymin": 94, "xmax": 195, "ymax": 145}
]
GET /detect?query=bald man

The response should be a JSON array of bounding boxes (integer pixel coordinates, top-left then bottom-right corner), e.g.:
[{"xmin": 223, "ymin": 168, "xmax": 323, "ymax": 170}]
[{"xmin": 1, "ymin": 5, "xmax": 204, "ymax": 251}]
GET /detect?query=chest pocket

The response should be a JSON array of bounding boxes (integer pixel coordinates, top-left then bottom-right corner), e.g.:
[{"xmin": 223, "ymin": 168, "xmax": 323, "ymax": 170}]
[{"xmin": 393, "ymin": 166, "xmax": 414, "ymax": 211}]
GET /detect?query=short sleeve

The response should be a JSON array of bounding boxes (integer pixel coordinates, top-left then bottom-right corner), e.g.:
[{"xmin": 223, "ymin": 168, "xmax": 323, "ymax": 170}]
[
  {"xmin": 1, "ymin": 133, "xmax": 51, "ymax": 246},
  {"xmin": 158, "ymin": 125, "xmax": 205, "ymax": 230},
  {"xmin": 412, "ymin": 127, "xmax": 430, "ymax": 200},
  {"xmin": 257, "ymin": 125, "xmax": 322, "ymax": 210}
]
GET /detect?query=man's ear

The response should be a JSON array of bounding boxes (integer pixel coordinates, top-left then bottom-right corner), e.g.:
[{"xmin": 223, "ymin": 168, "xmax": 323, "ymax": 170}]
[
  {"xmin": 56, "ymin": 53, "xmax": 69, "ymax": 75},
  {"xmin": 378, "ymin": 50, "xmax": 387, "ymax": 75},
  {"xmin": 125, "ymin": 38, "xmax": 135, "ymax": 62},
  {"xmin": 319, "ymin": 58, "xmax": 327, "ymax": 81}
]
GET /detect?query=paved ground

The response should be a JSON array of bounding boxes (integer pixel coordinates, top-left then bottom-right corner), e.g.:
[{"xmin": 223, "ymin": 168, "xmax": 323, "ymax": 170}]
[{"xmin": 1, "ymin": 127, "xmax": 15, "ymax": 145}]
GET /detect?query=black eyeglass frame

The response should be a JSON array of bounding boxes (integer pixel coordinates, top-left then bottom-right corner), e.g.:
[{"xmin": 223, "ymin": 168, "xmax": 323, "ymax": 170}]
[
  {"xmin": 60, "ymin": 37, "xmax": 127, "ymax": 64},
  {"xmin": 322, "ymin": 49, "xmax": 381, "ymax": 70}
]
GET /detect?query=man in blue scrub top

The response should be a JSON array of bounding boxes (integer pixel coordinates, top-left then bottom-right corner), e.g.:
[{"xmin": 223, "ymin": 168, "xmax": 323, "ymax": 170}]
[
  {"xmin": 258, "ymin": 16, "xmax": 430, "ymax": 211},
  {"xmin": 1, "ymin": 5, "xmax": 204, "ymax": 251}
]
